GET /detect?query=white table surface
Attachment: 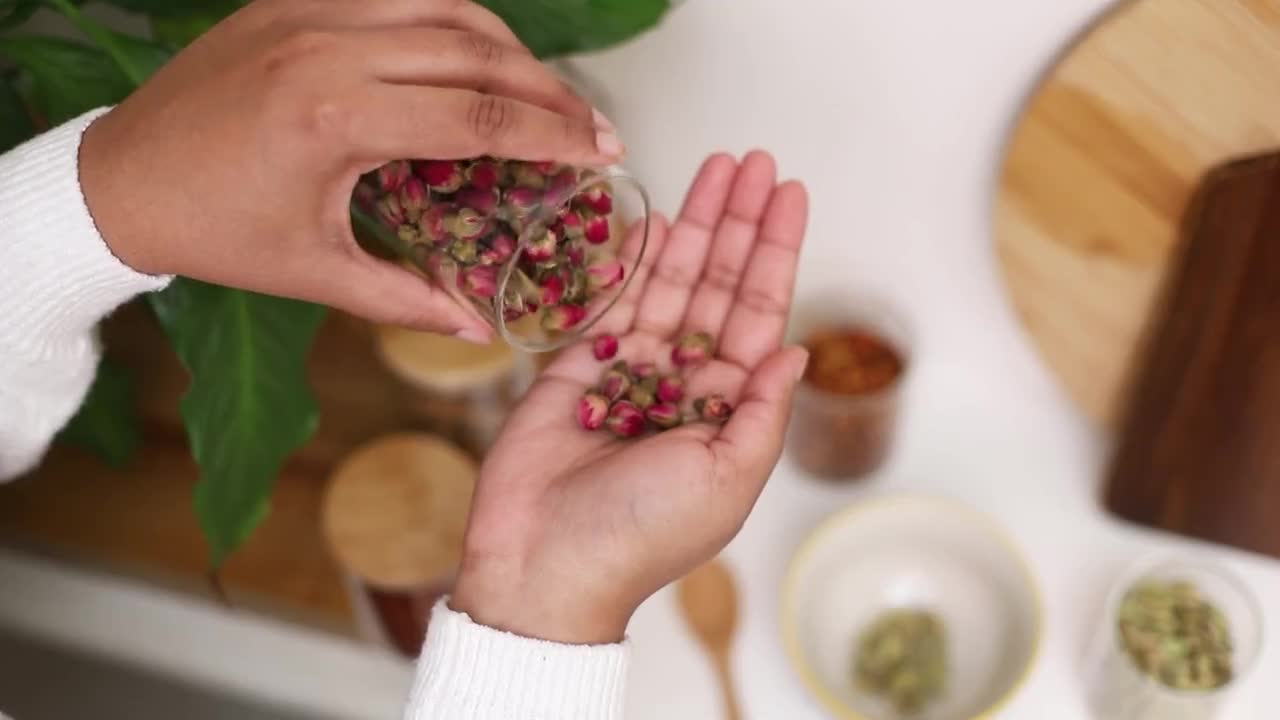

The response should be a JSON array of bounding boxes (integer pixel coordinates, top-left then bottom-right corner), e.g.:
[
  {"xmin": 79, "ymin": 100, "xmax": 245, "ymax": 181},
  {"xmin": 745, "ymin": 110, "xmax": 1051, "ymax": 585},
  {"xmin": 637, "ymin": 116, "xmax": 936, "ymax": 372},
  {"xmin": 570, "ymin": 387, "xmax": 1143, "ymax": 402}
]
[{"xmin": 579, "ymin": 1, "xmax": 1280, "ymax": 718}]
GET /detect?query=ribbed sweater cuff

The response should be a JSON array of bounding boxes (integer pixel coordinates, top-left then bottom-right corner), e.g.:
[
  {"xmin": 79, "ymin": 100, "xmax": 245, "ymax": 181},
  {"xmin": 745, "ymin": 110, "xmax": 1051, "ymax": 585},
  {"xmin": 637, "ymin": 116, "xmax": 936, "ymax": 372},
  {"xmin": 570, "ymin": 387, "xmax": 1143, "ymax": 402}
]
[
  {"xmin": 0, "ymin": 107, "xmax": 171, "ymax": 358},
  {"xmin": 405, "ymin": 598, "xmax": 630, "ymax": 719}
]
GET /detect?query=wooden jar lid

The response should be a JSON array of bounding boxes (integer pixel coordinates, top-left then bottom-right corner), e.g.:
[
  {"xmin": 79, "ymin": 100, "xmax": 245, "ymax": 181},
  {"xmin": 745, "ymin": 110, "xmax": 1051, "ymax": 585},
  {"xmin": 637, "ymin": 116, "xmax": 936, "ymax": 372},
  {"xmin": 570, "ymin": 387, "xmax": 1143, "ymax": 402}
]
[
  {"xmin": 374, "ymin": 325, "xmax": 516, "ymax": 395},
  {"xmin": 322, "ymin": 433, "xmax": 476, "ymax": 589}
]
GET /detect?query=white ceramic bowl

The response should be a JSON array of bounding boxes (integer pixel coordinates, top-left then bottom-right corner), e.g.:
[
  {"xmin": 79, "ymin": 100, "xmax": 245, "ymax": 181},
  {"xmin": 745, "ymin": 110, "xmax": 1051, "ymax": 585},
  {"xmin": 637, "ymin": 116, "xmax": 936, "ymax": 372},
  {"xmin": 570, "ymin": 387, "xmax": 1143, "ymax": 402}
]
[{"xmin": 782, "ymin": 495, "xmax": 1042, "ymax": 720}]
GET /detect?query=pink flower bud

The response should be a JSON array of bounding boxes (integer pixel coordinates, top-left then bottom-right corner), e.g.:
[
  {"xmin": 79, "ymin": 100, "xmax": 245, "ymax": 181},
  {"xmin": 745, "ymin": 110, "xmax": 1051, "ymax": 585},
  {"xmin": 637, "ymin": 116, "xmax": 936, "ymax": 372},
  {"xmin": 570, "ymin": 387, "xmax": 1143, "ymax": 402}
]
[
  {"xmin": 592, "ymin": 334, "xmax": 619, "ymax": 361},
  {"xmin": 447, "ymin": 208, "xmax": 488, "ymax": 240},
  {"xmin": 523, "ymin": 228, "xmax": 558, "ymax": 264},
  {"xmin": 672, "ymin": 331, "xmax": 715, "ymax": 369},
  {"xmin": 627, "ymin": 383, "xmax": 655, "ymax": 409},
  {"xmin": 559, "ymin": 210, "xmax": 586, "ymax": 241},
  {"xmin": 541, "ymin": 304, "xmax": 587, "ymax": 332},
  {"xmin": 587, "ymin": 261, "xmax": 625, "ymax": 291},
  {"xmin": 511, "ymin": 162, "xmax": 547, "ymax": 189},
  {"xmin": 467, "ymin": 159, "xmax": 505, "ymax": 190},
  {"xmin": 377, "ymin": 195, "xmax": 406, "ymax": 227},
  {"xmin": 503, "ymin": 305, "xmax": 527, "ymax": 323},
  {"xmin": 418, "ymin": 160, "xmax": 464, "ymax": 192},
  {"xmin": 539, "ymin": 273, "xmax": 566, "ymax": 306},
  {"xmin": 399, "ymin": 177, "xmax": 428, "ymax": 220},
  {"xmin": 545, "ymin": 167, "xmax": 580, "ymax": 204},
  {"xmin": 577, "ymin": 393, "xmax": 610, "ymax": 431},
  {"xmin": 599, "ymin": 363, "xmax": 632, "ymax": 403},
  {"xmin": 418, "ymin": 204, "xmax": 451, "ymax": 246},
  {"xmin": 352, "ymin": 182, "xmax": 378, "ymax": 213},
  {"xmin": 456, "ymin": 186, "xmax": 499, "ymax": 214},
  {"xmin": 461, "ymin": 264, "xmax": 499, "ymax": 298},
  {"xmin": 646, "ymin": 402, "xmax": 682, "ymax": 429},
  {"xmin": 533, "ymin": 161, "xmax": 559, "ymax": 175},
  {"xmin": 694, "ymin": 394, "xmax": 733, "ymax": 423},
  {"xmin": 630, "ymin": 362, "xmax": 656, "ymax": 380},
  {"xmin": 584, "ymin": 215, "xmax": 611, "ymax": 245},
  {"xmin": 565, "ymin": 243, "xmax": 586, "ymax": 267},
  {"xmin": 606, "ymin": 401, "xmax": 647, "ymax": 439},
  {"xmin": 479, "ymin": 232, "xmax": 516, "ymax": 265},
  {"xmin": 656, "ymin": 376, "xmax": 685, "ymax": 404},
  {"xmin": 578, "ymin": 185, "xmax": 614, "ymax": 215},
  {"xmin": 377, "ymin": 161, "xmax": 411, "ymax": 193},
  {"xmin": 505, "ymin": 187, "xmax": 543, "ymax": 217}
]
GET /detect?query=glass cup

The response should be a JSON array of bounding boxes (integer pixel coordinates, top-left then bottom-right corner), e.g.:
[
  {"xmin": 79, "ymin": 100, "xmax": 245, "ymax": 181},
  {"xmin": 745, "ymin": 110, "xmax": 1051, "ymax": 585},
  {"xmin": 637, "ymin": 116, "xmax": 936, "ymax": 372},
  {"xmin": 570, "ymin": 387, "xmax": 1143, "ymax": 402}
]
[
  {"xmin": 352, "ymin": 159, "xmax": 650, "ymax": 353},
  {"xmin": 784, "ymin": 296, "xmax": 913, "ymax": 482},
  {"xmin": 1085, "ymin": 554, "xmax": 1264, "ymax": 720}
]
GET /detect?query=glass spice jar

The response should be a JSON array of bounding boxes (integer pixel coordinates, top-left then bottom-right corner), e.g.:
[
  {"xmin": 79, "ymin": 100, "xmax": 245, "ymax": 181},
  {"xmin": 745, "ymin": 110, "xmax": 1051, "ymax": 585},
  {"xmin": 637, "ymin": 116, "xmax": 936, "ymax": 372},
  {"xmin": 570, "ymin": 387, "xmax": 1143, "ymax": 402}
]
[
  {"xmin": 785, "ymin": 300, "xmax": 911, "ymax": 481},
  {"xmin": 352, "ymin": 159, "xmax": 649, "ymax": 353}
]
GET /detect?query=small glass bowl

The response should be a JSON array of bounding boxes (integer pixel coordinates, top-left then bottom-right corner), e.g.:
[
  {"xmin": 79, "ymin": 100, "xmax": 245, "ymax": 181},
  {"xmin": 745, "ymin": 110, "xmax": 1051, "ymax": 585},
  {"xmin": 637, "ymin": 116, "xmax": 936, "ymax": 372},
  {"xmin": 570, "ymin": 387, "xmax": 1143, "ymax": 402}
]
[
  {"xmin": 353, "ymin": 159, "xmax": 649, "ymax": 353},
  {"xmin": 1085, "ymin": 554, "xmax": 1264, "ymax": 720}
]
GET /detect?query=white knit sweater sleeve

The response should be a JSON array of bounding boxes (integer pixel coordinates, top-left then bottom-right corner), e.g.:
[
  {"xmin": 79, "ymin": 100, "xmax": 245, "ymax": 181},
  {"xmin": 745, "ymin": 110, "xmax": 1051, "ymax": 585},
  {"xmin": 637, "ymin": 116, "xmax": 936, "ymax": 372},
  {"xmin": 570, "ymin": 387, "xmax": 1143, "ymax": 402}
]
[{"xmin": 0, "ymin": 109, "xmax": 632, "ymax": 719}]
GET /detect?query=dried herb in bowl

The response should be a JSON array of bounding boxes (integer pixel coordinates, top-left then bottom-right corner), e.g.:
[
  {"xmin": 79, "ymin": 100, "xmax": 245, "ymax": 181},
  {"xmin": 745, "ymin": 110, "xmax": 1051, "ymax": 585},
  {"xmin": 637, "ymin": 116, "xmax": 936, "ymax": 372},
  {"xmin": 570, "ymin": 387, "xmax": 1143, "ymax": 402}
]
[
  {"xmin": 1117, "ymin": 581, "xmax": 1234, "ymax": 691},
  {"xmin": 853, "ymin": 608, "xmax": 948, "ymax": 715}
]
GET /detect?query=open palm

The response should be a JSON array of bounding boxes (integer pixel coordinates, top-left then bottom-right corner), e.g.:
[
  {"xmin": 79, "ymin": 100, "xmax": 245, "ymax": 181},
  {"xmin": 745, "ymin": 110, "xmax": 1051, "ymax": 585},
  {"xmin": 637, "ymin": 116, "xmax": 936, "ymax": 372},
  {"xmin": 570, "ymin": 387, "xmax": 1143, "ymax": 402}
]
[{"xmin": 453, "ymin": 152, "xmax": 810, "ymax": 643}]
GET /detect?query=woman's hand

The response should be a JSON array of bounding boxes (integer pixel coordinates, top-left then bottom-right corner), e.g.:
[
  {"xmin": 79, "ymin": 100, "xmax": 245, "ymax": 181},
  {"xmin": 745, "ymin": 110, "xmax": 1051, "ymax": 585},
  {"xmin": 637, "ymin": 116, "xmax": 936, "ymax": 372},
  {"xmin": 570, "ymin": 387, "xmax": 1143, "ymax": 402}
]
[
  {"xmin": 79, "ymin": 0, "xmax": 622, "ymax": 342},
  {"xmin": 452, "ymin": 151, "xmax": 810, "ymax": 643}
]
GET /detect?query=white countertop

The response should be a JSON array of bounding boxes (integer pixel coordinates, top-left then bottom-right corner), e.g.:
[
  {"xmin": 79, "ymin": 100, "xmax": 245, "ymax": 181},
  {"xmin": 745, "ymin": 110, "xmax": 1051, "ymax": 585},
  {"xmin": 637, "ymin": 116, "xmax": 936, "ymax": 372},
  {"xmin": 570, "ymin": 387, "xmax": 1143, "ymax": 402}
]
[{"xmin": 2, "ymin": 1, "xmax": 1277, "ymax": 719}]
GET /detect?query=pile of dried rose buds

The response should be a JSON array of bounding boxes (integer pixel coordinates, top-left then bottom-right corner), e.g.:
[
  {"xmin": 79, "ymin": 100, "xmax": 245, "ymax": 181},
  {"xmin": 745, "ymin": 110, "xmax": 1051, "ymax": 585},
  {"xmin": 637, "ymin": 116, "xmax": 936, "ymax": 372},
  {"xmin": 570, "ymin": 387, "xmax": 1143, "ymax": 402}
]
[
  {"xmin": 356, "ymin": 158, "xmax": 626, "ymax": 334},
  {"xmin": 578, "ymin": 331, "xmax": 734, "ymax": 438}
]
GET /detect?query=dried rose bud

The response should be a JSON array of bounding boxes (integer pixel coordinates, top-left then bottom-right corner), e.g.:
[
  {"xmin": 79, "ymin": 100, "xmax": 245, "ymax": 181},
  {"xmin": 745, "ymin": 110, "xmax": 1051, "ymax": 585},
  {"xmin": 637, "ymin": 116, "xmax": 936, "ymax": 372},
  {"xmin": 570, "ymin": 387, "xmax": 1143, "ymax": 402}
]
[
  {"xmin": 584, "ymin": 215, "xmax": 611, "ymax": 245},
  {"xmin": 587, "ymin": 261, "xmax": 625, "ymax": 291},
  {"xmin": 606, "ymin": 401, "xmax": 647, "ymax": 439},
  {"xmin": 546, "ymin": 167, "xmax": 580, "ymax": 204},
  {"xmin": 511, "ymin": 162, "xmax": 547, "ymax": 189},
  {"xmin": 456, "ymin": 186, "xmax": 500, "ymax": 214},
  {"xmin": 353, "ymin": 182, "xmax": 378, "ymax": 213},
  {"xmin": 461, "ymin": 264, "xmax": 499, "ymax": 298},
  {"xmin": 559, "ymin": 209, "xmax": 586, "ymax": 241},
  {"xmin": 541, "ymin": 304, "xmax": 587, "ymax": 332},
  {"xmin": 578, "ymin": 185, "xmax": 614, "ymax": 215},
  {"xmin": 592, "ymin": 334, "xmax": 620, "ymax": 361},
  {"xmin": 377, "ymin": 195, "xmax": 406, "ymax": 227},
  {"xmin": 399, "ymin": 178, "xmax": 428, "ymax": 221},
  {"xmin": 694, "ymin": 394, "xmax": 733, "ymax": 423},
  {"xmin": 479, "ymin": 232, "xmax": 516, "ymax": 265},
  {"xmin": 672, "ymin": 331, "xmax": 715, "ymax": 369},
  {"xmin": 627, "ymin": 383, "xmax": 655, "ymax": 409},
  {"xmin": 503, "ymin": 305, "xmax": 527, "ymax": 323},
  {"xmin": 419, "ymin": 204, "xmax": 450, "ymax": 246},
  {"xmin": 467, "ymin": 159, "xmax": 505, "ymax": 190},
  {"xmin": 505, "ymin": 187, "xmax": 543, "ymax": 217},
  {"xmin": 656, "ymin": 376, "xmax": 685, "ymax": 404},
  {"xmin": 539, "ymin": 272, "xmax": 566, "ymax": 306},
  {"xmin": 449, "ymin": 237, "xmax": 479, "ymax": 264},
  {"xmin": 418, "ymin": 160, "xmax": 464, "ymax": 192},
  {"xmin": 577, "ymin": 392, "xmax": 609, "ymax": 431},
  {"xmin": 565, "ymin": 243, "xmax": 586, "ymax": 267},
  {"xmin": 646, "ymin": 403, "xmax": 682, "ymax": 430},
  {"xmin": 377, "ymin": 161, "xmax": 411, "ymax": 193},
  {"xmin": 447, "ymin": 208, "xmax": 488, "ymax": 240},
  {"xmin": 564, "ymin": 267, "xmax": 588, "ymax": 304},
  {"xmin": 523, "ymin": 227, "xmax": 558, "ymax": 264},
  {"xmin": 630, "ymin": 362, "xmax": 656, "ymax": 380},
  {"xmin": 533, "ymin": 161, "xmax": 559, "ymax": 175},
  {"xmin": 397, "ymin": 224, "xmax": 421, "ymax": 244},
  {"xmin": 599, "ymin": 365, "xmax": 632, "ymax": 403}
]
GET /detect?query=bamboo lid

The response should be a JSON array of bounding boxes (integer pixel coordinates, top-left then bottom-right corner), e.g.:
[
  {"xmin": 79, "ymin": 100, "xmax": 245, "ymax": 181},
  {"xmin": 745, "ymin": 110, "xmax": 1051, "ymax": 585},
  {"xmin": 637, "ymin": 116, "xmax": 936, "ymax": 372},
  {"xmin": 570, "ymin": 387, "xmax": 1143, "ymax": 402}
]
[
  {"xmin": 322, "ymin": 433, "xmax": 476, "ymax": 589},
  {"xmin": 374, "ymin": 325, "xmax": 517, "ymax": 396}
]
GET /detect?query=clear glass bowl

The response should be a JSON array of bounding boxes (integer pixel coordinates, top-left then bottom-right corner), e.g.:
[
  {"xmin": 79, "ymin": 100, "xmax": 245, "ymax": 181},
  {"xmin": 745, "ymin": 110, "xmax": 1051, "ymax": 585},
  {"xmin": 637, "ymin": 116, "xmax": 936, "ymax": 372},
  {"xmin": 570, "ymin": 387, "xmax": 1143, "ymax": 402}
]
[
  {"xmin": 353, "ymin": 159, "xmax": 649, "ymax": 353},
  {"xmin": 1085, "ymin": 554, "xmax": 1264, "ymax": 720}
]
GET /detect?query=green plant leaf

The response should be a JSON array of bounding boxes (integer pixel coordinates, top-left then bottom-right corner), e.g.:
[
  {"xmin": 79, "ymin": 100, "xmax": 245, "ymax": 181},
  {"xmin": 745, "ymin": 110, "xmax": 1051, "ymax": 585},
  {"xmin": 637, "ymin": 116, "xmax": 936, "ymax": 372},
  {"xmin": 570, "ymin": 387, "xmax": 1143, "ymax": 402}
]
[
  {"xmin": 0, "ymin": 73, "xmax": 34, "ymax": 152},
  {"xmin": 46, "ymin": 0, "xmax": 172, "ymax": 86},
  {"xmin": 477, "ymin": 0, "xmax": 671, "ymax": 59},
  {"xmin": 0, "ymin": 36, "xmax": 132, "ymax": 124},
  {"xmin": 56, "ymin": 357, "xmax": 140, "ymax": 469},
  {"xmin": 0, "ymin": 0, "xmax": 40, "ymax": 30},
  {"xmin": 96, "ymin": 0, "xmax": 234, "ymax": 17},
  {"xmin": 150, "ymin": 279, "xmax": 326, "ymax": 567},
  {"xmin": 150, "ymin": 0, "xmax": 242, "ymax": 48}
]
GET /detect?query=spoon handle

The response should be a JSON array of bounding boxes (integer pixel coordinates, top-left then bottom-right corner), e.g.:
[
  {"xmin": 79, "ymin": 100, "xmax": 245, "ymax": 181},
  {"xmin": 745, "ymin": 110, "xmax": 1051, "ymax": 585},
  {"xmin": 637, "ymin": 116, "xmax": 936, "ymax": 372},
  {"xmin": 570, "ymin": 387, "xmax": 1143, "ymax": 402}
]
[{"xmin": 713, "ymin": 650, "xmax": 742, "ymax": 720}]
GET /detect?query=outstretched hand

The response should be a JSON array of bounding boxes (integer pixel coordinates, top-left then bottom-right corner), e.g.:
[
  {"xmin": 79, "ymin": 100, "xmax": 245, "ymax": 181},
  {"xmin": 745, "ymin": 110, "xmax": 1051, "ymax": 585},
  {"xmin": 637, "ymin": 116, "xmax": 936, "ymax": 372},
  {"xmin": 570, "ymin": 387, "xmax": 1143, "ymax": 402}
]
[{"xmin": 453, "ymin": 151, "xmax": 810, "ymax": 644}]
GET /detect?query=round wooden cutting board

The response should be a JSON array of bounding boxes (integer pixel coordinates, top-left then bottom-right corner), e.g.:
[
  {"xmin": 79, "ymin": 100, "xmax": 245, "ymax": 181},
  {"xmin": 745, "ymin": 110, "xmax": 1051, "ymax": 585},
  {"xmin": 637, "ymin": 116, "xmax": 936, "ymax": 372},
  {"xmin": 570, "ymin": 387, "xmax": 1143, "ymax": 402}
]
[{"xmin": 993, "ymin": 0, "xmax": 1280, "ymax": 430}]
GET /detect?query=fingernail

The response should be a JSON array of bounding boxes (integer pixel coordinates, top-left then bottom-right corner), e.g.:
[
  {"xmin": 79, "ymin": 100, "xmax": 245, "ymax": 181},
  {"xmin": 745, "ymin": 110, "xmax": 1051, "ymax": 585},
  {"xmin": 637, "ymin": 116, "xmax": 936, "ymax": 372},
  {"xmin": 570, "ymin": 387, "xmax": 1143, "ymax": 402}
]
[
  {"xmin": 791, "ymin": 348, "xmax": 810, "ymax": 382},
  {"xmin": 592, "ymin": 108, "xmax": 616, "ymax": 132},
  {"xmin": 596, "ymin": 129, "xmax": 625, "ymax": 160},
  {"xmin": 454, "ymin": 327, "xmax": 491, "ymax": 344}
]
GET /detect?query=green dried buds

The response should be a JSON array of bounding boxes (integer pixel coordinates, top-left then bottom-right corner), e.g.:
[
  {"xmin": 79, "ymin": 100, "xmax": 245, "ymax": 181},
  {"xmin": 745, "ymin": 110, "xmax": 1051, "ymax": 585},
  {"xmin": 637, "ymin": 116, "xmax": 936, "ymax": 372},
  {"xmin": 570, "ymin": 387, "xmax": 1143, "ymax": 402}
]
[
  {"xmin": 1118, "ymin": 581, "xmax": 1234, "ymax": 691},
  {"xmin": 854, "ymin": 609, "xmax": 947, "ymax": 716}
]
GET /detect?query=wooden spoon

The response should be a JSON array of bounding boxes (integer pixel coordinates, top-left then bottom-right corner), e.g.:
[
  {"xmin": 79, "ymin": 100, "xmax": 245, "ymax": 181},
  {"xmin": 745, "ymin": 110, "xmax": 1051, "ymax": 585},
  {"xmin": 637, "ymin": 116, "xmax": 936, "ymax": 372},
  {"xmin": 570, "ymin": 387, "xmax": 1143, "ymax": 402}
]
[{"xmin": 677, "ymin": 558, "xmax": 742, "ymax": 720}]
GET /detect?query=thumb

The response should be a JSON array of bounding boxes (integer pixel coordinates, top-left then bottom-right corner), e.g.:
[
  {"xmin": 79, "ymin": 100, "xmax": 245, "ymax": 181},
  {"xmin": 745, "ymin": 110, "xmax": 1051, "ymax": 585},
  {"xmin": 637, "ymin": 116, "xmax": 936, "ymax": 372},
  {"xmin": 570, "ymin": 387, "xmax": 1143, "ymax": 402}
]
[
  {"xmin": 327, "ymin": 251, "xmax": 494, "ymax": 343},
  {"xmin": 713, "ymin": 345, "xmax": 810, "ymax": 478}
]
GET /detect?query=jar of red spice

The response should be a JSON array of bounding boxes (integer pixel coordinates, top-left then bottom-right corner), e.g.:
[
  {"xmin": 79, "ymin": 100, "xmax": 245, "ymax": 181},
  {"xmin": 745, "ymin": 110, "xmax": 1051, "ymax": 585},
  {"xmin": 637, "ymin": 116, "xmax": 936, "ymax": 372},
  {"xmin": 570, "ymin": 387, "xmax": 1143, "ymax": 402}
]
[
  {"xmin": 786, "ymin": 301, "xmax": 911, "ymax": 481},
  {"xmin": 352, "ymin": 160, "xmax": 649, "ymax": 353}
]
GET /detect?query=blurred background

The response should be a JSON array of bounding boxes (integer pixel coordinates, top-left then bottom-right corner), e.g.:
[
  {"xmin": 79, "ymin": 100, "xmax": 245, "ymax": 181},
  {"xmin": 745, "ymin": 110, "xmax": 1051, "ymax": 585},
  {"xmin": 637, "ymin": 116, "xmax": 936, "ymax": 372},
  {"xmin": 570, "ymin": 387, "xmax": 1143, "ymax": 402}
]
[{"xmin": 3, "ymin": 1, "xmax": 1280, "ymax": 719}]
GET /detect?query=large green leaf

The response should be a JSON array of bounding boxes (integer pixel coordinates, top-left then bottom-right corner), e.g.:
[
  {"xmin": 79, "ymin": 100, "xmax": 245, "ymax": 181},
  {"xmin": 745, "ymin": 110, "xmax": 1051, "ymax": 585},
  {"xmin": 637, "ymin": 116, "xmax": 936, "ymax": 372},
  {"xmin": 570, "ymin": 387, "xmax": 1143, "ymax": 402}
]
[
  {"xmin": 97, "ymin": 0, "xmax": 236, "ymax": 17},
  {"xmin": 149, "ymin": 0, "xmax": 242, "ymax": 48},
  {"xmin": 0, "ymin": 73, "xmax": 33, "ymax": 152},
  {"xmin": 56, "ymin": 357, "xmax": 140, "ymax": 468},
  {"xmin": 46, "ymin": 0, "xmax": 172, "ymax": 85},
  {"xmin": 0, "ymin": 36, "xmax": 132, "ymax": 124},
  {"xmin": 0, "ymin": 0, "xmax": 40, "ymax": 30},
  {"xmin": 150, "ymin": 279, "xmax": 326, "ymax": 566},
  {"xmin": 478, "ymin": 0, "xmax": 670, "ymax": 59}
]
